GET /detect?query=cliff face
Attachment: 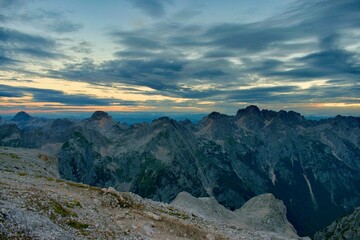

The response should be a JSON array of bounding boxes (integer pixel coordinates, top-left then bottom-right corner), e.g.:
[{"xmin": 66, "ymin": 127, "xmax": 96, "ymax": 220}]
[{"xmin": 1, "ymin": 106, "xmax": 360, "ymax": 236}]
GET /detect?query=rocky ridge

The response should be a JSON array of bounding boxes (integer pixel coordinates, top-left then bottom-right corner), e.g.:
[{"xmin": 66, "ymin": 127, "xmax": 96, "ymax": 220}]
[{"xmin": 0, "ymin": 147, "xmax": 307, "ymax": 239}]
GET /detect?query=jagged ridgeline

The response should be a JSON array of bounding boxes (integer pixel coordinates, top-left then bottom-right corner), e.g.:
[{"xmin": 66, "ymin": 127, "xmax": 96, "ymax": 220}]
[{"xmin": 1, "ymin": 106, "xmax": 360, "ymax": 237}]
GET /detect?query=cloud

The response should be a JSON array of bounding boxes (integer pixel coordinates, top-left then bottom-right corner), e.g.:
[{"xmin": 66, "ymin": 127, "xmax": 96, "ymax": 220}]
[
  {"xmin": 48, "ymin": 57, "xmax": 185, "ymax": 92},
  {"xmin": 224, "ymin": 86, "xmax": 302, "ymax": 103},
  {"xmin": 19, "ymin": 9, "xmax": 83, "ymax": 34},
  {"xmin": 0, "ymin": 27, "xmax": 55, "ymax": 48},
  {"xmin": 0, "ymin": 84, "xmax": 136, "ymax": 106},
  {"xmin": 46, "ymin": 21, "xmax": 83, "ymax": 34},
  {"xmin": 0, "ymin": 0, "xmax": 22, "ymax": 8},
  {"xmin": 70, "ymin": 41, "xmax": 93, "ymax": 54},
  {"xmin": 0, "ymin": 84, "xmax": 24, "ymax": 97},
  {"xmin": 0, "ymin": 55, "xmax": 18, "ymax": 66},
  {"xmin": 0, "ymin": 0, "xmax": 28, "ymax": 23},
  {"xmin": 0, "ymin": 14, "xmax": 7, "ymax": 22},
  {"xmin": 0, "ymin": 0, "xmax": 24, "ymax": 14},
  {"xmin": 110, "ymin": 30, "xmax": 164, "ymax": 50},
  {"xmin": 252, "ymin": 35, "xmax": 360, "ymax": 81},
  {"xmin": 127, "ymin": 0, "xmax": 173, "ymax": 18},
  {"xmin": 16, "ymin": 48, "xmax": 64, "ymax": 59},
  {"xmin": 204, "ymin": 23, "xmax": 291, "ymax": 52},
  {"xmin": 0, "ymin": 26, "xmax": 63, "ymax": 67}
]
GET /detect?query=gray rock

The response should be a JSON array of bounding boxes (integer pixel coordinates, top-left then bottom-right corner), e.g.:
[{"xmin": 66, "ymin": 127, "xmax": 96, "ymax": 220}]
[
  {"xmin": 0, "ymin": 201, "xmax": 79, "ymax": 240},
  {"xmin": 171, "ymin": 191, "xmax": 302, "ymax": 239}
]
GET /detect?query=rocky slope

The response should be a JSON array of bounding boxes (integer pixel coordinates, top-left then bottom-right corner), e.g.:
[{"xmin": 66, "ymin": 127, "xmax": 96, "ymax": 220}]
[
  {"xmin": 0, "ymin": 147, "xmax": 307, "ymax": 239},
  {"xmin": 171, "ymin": 192, "xmax": 301, "ymax": 239},
  {"xmin": 1, "ymin": 106, "xmax": 360, "ymax": 236},
  {"xmin": 314, "ymin": 206, "xmax": 360, "ymax": 240}
]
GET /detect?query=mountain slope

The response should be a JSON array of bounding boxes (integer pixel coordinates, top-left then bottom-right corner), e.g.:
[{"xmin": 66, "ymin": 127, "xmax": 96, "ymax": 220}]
[{"xmin": 314, "ymin": 206, "xmax": 360, "ymax": 240}]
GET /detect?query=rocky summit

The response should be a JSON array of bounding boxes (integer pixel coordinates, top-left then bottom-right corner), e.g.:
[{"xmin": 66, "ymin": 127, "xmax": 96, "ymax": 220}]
[{"xmin": 0, "ymin": 106, "xmax": 360, "ymax": 237}]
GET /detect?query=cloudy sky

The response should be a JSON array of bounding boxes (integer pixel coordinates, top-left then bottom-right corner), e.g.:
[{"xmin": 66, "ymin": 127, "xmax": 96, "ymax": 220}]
[{"xmin": 0, "ymin": 0, "xmax": 359, "ymax": 116}]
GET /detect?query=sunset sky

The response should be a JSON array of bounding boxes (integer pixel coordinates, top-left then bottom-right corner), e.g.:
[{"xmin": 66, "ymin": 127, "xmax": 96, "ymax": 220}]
[{"xmin": 1, "ymin": 0, "xmax": 360, "ymax": 116}]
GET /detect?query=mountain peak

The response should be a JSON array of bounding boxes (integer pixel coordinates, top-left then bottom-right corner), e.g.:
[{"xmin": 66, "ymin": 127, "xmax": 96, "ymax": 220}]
[
  {"xmin": 208, "ymin": 111, "xmax": 226, "ymax": 119},
  {"xmin": 245, "ymin": 105, "xmax": 261, "ymax": 112},
  {"xmin": 278, "ymin": 110, "xmax": 304, "ymax": 122},
  {"xmin": 209, "ymin": 112, "xmax": 221, "ymax": 119},
  {"xmin": 151, "ymin": 116, "xmax": 175, "ymax": 127},
  {"xmin": 236, "ymin": 105, "xmax": 261, "ymax": 117},
  {"xmin": 12, "ymin": 111, "xmax": 32, "ymax": 121},
  {"xmin": 153, "ymin": 116, "xmax": 171, "ymax": 122},
  {"xmin": 90, "ymin": 111, "xmax": 111, "ymax": 121}
]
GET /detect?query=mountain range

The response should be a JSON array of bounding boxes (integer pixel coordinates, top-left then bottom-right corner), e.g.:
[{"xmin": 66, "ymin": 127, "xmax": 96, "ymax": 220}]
[{"xmin": 1, "ymin": 106, "xmax": 359, "ymax": 237}]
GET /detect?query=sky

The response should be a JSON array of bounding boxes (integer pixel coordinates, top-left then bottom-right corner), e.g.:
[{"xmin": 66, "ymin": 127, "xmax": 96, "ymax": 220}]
[{"xmin": 0, "ymin": 0, "xmax": 360, "ymax": 117}]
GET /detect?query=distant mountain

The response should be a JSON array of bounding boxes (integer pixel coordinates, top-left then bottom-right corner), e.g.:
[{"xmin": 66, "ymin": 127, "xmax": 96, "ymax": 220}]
[
  {"xmin": 1, "ymin": 106, "xmax": 360, "ymax": 237},
  {"xmin": 8, "ymin": 111, "xmax": 52, "ymax": 130},
  {"xmin": 11, "ymin": 111, "xmax": 33, "ymax": 122}
]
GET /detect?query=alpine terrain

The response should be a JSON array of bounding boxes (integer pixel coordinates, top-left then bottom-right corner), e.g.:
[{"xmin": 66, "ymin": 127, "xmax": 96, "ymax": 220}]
[{"xmin": 0, "ymin": 106, "xmax": 359, "ymax": 237}]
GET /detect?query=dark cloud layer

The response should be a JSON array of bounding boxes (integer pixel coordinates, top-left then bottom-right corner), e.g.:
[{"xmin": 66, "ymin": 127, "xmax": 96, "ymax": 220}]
[
  {"xmin": 0, "ymin": 84, "xmax": 136, "ymax": 106},
  {"xmin": 19, "ymin": 9, "xmax": 83, "ymax": 34},
  {"xmin": 0, "ymin": 27, "xmax": 62, "ymax": 63}
]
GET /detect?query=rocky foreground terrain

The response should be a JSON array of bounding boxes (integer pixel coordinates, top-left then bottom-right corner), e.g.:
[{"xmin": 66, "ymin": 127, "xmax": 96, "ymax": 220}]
[
  {"xmin": 0, "ymin": 146, "xmax": 311, "ymax": 239},
  {"xmin": 1, "ymin": 106, "xmax": 360, "ymax": 236}
]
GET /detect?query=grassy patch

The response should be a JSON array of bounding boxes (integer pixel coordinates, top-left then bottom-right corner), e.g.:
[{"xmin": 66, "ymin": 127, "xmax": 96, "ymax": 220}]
[
  {"xmin": 158, "ymin": 207, "xmax": 190, "ymax": 220},
  {"xmin": 65, "ymin": 181, "xmax": 102, "ymax": 194},
  {"xmin": 67, "ymin": 219, "xmax": 89, "ymax": 230},
  {"xmin": 34, "ymin": 175, "xmax": 65, "ymax": 183},
  {"xmin": 65, "ymin": 200, "xmax": 82, "ymax": 208},
  {"xmin": 88, "ymin": 185, "xmax": 102, "ymax": 192},
  {"xmin": 18, "ymin": 172, "xmax": 28, "ymax": 176},
  {"xmin": 49, "ymin": 213, "xmax": 57, "ymax": 222},
  {"xmin": 66, "ymin": 181, "xmax": 89, "ymax": 189},
  {"xmin": 51, "ymin": 200, "xmax": 77, "ymax": 217},
  {"xmin": 0, "ymin": 152, "xmax": 20, "ymax": 159}
]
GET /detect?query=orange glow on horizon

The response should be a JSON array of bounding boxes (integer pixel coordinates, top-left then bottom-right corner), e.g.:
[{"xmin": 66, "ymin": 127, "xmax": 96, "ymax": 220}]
[{"xmin": 310, "ymin": 103, "xmax": 360, "ymax": 108}]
